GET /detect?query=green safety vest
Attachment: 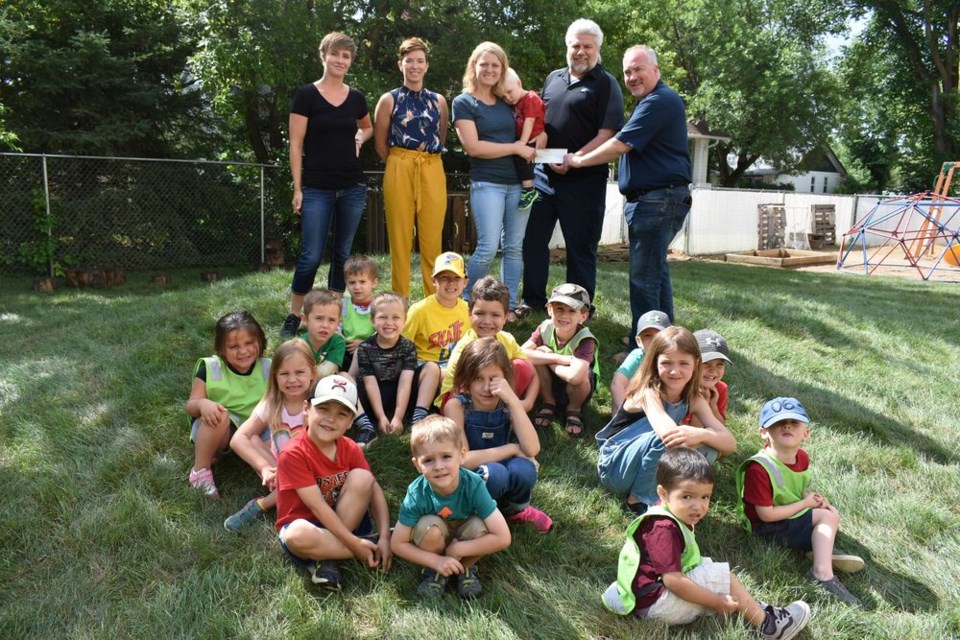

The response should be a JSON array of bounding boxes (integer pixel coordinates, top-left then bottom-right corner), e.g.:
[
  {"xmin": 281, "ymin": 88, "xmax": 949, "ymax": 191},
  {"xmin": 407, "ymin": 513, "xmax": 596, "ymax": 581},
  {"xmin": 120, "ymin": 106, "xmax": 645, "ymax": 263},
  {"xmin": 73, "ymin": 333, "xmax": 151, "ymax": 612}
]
[
  {"xmin": 606, "ymin": 505, "xmax": 701, "ymax": 615},
  {"xmin": 193, "ymin": 356, "xmax": 270, "ymax": 424},
  {"xmin": 341, "ymin": 293, "xmax": 374, "ymax": 342},
  {"xmin": 540, "ymin": 321, "xmax": 601, "ymax": 378},
  {"xmin": 736, "ymin": 449, "xmax": 812, "ymax": 532}
]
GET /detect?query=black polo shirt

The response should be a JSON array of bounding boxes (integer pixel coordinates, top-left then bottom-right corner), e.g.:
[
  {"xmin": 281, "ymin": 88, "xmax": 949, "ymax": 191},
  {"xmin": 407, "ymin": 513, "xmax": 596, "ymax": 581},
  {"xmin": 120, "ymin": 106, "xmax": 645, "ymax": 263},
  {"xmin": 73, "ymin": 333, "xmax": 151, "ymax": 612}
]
[
  {"xmin": 615, "ymin": 80, "xmax": 691, "ymax": 195},
  {"xmin": 539, "ymin": 63, "xmax": 625, "ymax": 180}
]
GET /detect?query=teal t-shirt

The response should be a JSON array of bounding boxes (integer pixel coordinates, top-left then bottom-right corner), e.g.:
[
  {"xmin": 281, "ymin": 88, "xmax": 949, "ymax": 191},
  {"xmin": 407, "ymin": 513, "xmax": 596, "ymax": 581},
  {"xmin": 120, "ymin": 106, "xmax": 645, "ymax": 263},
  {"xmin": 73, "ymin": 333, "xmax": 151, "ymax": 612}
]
[
  {"xmin": 398, "ymin": 468, "xmax": 497, "ymax": 527},
  {"xmin": 616, "ymin": 348, "xmax": 645, "ymax": 379}
]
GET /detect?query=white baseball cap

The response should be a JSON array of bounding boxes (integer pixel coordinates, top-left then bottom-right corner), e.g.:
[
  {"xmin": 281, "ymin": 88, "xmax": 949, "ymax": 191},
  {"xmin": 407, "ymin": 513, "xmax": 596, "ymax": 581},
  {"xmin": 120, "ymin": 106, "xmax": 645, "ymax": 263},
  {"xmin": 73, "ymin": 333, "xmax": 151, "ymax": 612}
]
[{"xmin": 310, "ymin": 375, "xmax": 359, "ymax": 416}]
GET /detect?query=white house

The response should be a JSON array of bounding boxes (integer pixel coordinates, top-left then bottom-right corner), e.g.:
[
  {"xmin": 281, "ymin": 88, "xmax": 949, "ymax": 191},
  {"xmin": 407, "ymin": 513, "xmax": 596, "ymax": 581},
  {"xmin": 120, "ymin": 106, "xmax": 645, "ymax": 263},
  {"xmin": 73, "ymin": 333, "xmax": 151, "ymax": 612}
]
[{"xmin": 743, "ymin": 147, "xmax": 848, "ymax": 193}]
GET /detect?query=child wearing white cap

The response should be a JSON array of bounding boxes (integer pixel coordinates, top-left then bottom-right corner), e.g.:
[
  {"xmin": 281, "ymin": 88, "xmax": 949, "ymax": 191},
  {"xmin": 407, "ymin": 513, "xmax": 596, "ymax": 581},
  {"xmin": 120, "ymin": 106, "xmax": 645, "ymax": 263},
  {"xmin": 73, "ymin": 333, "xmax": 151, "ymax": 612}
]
[{"xmin": 275, "ymin": 375, "xmax": 392, "ymax": 591}]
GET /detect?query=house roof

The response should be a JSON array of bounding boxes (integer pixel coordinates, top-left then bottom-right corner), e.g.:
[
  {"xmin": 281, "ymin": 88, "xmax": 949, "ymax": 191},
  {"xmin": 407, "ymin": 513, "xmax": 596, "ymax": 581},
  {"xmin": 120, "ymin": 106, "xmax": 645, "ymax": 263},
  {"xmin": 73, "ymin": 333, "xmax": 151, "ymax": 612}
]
[{"xmin": 687, "ymin": 122, "xmax": 731, "ymax": 143}]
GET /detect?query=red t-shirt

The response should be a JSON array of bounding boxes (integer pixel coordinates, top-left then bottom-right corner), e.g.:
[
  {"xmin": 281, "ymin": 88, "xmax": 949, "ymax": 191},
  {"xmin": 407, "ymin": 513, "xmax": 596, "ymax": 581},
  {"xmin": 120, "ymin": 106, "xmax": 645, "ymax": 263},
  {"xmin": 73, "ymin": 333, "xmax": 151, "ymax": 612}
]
[
  {"xmin": 513, "ymin": 91, "xmax": 546, "ymax": 140},
  {"xmin": 275, "ymin": 433, "xmax": 371, "ymax": 530},
  {"xmin": 632, "ymin": 515, "xmax": 686, "ymax": 609},
  {"xmin": 681, "ymin": 380, "xmax": 728, "ymax": 424},
  {"xmin": 741, "ymin": 448, "xmax": 810, "ymax": 528}
]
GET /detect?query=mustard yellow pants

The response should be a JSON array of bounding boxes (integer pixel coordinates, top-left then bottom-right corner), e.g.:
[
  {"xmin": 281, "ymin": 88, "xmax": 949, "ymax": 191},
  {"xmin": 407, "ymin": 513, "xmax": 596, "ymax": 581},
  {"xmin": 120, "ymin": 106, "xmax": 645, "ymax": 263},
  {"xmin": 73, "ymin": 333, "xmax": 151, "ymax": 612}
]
[{"xmin": 383, "ymin": 147, "xmax": 447, "ymax": 296}]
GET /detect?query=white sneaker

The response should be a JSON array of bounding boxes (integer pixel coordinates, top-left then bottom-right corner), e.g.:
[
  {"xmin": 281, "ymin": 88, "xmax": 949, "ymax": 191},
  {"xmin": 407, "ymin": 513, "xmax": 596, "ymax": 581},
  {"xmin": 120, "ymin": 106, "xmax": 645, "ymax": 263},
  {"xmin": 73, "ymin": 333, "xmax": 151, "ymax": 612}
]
[{"xmin": 759, "ymin": 600, "xmax": 811, "ymax": 640}]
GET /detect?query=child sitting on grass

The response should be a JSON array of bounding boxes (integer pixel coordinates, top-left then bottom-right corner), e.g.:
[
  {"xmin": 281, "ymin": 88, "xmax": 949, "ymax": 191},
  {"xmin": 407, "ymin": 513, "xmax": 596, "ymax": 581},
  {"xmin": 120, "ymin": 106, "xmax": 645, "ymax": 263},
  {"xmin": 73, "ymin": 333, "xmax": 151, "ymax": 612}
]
[
  {"xmin": 446, "ymin": 338, "xmax": 552, "ymax": 532},
  {"xmin": 226, "ymin": 339, "xmax": 316, "ymax": 531},
  {"xmin": 437, "ymin": 276, "xmax": 538, "ymax": 414},
  {"xmin": 596, "ymin": 326, "xmax": 736, "ymax": 516},
  {"xmin": 352, "ymin": 293, "xmax": 418, "ymax": 448},
  {"xmin": 298, "ymin": 289, "xmax": 347, "ymax": 379},
  {"xmin": 610, "ymin": 310, "xmax": 671, "ymax": 413},
  {"xmin": 341, "ymin": 254, "xmax": 378, "ymax": 376},
  {"xmin": 186, "ymin": 310, "xmax": 270, "ymax": 500},
  {"xmin": 403, "ymin": 251, "xmax": 471, "ymax": 421},
  {"xmin": 521, "ymin": 283, "xmax": 599, "ymax": 437},
  {"xmin": 682, "ymin": 329, "xmax": 731, "ymax": 426},
  {"xmin": 391, "ymin": 415, "xmax": 511, "ymax": 599},
  {"xmin": 737, "ymin": 397, "xmax": 864, "ymax": 605},
  {"xmin": 275, "ymin": 375, "xmax": 392, "ymax": 591},
  {"xmin": 602, "ymin": 448, "xmax": 811, "ymax": 640}
]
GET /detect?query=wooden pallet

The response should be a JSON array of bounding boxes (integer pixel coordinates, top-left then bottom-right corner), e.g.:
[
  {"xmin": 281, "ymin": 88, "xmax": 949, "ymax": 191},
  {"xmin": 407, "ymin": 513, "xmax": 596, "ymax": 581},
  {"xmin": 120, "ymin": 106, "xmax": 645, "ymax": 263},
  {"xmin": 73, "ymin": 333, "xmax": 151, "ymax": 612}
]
[
  {"xmin": 810, "ymin": 205, "xmax": 836, "ymax": 248},
  {"xmin": 758, "ymin": 204, "xmax": 786, "ymax": 250}
]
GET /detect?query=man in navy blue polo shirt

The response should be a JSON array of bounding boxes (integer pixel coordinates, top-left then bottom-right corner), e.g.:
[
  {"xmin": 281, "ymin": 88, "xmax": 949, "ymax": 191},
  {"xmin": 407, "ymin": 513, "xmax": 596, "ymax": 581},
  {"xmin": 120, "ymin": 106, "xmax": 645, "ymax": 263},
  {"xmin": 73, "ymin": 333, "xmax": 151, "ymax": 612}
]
[
  {"xmin": 564, "ymin": 44, "xmax": 691, "ymax": 338},
  {"xmin": 518, "ymin": 18, "xmax": 624, "ymax": 318}
]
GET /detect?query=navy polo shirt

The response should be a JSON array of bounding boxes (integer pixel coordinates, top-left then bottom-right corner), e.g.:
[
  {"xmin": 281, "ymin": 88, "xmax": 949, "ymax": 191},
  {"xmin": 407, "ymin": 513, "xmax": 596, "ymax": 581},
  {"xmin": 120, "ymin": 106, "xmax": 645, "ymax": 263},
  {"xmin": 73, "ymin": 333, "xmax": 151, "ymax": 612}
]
[
  {"xmin": 538, "ymin": 63, "xmax": 625, "ymax": 181},
  {"xmin": 615, "ymin": 80, "xmax": 691, "ymax": 195}
]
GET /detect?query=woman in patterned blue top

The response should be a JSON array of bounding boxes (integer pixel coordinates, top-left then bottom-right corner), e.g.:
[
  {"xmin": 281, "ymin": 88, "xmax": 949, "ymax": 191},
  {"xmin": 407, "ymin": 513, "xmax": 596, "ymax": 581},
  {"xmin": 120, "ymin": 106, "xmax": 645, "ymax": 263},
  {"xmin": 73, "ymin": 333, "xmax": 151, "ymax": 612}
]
[{"xmin": 374, "ymin": 37, "xmax": 449, "ymax": 298}]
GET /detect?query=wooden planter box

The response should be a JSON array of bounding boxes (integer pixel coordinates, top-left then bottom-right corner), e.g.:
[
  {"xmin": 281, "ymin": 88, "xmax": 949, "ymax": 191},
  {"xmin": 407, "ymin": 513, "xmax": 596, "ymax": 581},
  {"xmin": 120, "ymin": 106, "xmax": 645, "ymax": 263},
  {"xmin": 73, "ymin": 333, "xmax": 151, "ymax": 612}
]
[{"xmin": 725, "ymin": 249, "xmax": 835, "ymax": 268}]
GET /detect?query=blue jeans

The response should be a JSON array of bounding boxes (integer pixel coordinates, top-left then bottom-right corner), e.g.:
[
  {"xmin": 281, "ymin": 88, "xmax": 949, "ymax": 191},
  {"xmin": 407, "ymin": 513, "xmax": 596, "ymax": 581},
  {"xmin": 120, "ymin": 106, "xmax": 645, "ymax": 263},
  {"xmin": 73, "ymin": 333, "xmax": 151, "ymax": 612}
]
[
  {"xmin": 625, "ymin": 186, "xmax": 691, "ymax": 328},
  {"xmin": 467, "ymin": 181, "xmax": 527, "ymax": 308},
  {"xmin": 475, "ymin": 458, "xmax": 538, "ymax": 515},
  {"xmin": 291, "ymin": 184, "xmax": 367, "ymax": 295},
  {"xmin": 598, "ymin": 426, "xmax": 717, "ymax": 506}
]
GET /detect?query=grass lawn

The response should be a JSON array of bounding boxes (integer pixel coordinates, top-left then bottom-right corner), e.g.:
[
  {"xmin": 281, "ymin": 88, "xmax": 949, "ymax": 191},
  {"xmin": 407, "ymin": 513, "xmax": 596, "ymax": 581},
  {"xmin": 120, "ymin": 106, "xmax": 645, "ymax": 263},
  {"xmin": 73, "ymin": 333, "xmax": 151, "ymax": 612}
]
[{"xmin": 1, "ymin": 258, "xmax": 958, "ymax": 639}]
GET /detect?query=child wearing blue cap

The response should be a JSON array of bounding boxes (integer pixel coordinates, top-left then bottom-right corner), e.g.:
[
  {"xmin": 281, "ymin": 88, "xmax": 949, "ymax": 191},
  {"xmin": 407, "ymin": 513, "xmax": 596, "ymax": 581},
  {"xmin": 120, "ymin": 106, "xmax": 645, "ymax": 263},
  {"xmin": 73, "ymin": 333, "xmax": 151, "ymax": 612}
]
[
  {"xmin": 736, "ymin": 397, "xmax": 865, "ymax": 605},
  {"xmin": 610, "ymin": 310, "xmax": 671, "ymax": 413}
]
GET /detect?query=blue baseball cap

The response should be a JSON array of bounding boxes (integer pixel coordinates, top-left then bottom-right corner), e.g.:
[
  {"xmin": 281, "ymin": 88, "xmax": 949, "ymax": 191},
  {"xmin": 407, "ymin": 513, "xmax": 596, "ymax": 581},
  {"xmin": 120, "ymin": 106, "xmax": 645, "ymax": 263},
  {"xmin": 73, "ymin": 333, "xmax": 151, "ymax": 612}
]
[{"xmin": 759, "ymin": 397, "xmax": 809, "ymax": 429}]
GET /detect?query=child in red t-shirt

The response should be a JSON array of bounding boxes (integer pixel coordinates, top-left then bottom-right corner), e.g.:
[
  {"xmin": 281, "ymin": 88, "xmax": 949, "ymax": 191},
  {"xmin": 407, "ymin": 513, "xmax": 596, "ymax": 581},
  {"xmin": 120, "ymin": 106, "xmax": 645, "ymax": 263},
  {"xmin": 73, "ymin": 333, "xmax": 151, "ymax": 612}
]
[
  {"xmin": 275, "ymin": 375, "xmax": 392, "ymax": 590},
  {"xmin": 500, "ymin": 68, "xmax": 546, "ymax": 211}
]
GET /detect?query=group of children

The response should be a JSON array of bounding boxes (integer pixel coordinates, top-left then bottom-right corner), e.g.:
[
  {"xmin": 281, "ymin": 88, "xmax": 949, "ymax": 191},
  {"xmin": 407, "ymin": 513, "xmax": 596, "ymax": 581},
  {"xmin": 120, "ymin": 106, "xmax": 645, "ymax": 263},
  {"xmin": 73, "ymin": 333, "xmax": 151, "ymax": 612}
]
[{"xmin": 183, "ymin": 251, "xmax": 862, "ymax": 635}]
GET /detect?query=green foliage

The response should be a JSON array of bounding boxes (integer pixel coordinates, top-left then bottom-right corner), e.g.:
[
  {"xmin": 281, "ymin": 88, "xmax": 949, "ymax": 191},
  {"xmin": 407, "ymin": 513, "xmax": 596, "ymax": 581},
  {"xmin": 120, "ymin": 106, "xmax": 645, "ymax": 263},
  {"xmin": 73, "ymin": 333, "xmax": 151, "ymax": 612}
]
[
  {"xmin": 0, "ymin": 189, "xmax": 62, "ymax": 276},
  {"xmin": 0, "ymin": 0, "xmax": 208, "ymax": 156}
]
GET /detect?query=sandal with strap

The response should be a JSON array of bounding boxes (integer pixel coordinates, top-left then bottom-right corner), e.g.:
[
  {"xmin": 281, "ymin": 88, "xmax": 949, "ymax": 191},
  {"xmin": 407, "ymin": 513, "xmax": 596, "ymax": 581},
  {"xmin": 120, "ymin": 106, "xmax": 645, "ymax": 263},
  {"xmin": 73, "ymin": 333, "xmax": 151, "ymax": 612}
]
[
  {"xmin": 533, "ymin": 402, "xmax": 557, "ymax": 429},
  {"xmin": 565, "ymin": 411, "xmax": 585, "ymax": 438},
  {"xmin": 513, "ymin": 304, "xmax": 534, "ymax": 320}
]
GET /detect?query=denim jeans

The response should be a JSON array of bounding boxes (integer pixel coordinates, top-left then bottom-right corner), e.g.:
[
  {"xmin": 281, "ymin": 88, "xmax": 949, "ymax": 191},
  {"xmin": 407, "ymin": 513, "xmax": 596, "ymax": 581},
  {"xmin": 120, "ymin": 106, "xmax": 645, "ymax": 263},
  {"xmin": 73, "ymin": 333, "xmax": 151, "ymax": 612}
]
[
  {"xmin": 290, "ymin": 184, "xmax": 367, "ymax": 295},
  {"xmin": 474, "ymin": 457, "xmax": 538, "ymax": 515},
  {"xmin": 625, "ymin": 186, "xmax": 691, "ymax": 327},
  {"xmin": 467, "ymin": 181, "xmax": 527, "ymax": 308}
]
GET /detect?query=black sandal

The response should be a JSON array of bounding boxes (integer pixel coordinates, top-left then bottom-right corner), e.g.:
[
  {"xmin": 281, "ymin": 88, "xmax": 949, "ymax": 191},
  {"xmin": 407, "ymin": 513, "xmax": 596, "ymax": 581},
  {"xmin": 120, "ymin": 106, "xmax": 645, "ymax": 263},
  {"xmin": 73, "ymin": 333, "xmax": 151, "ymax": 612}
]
[
  {"xmin": 534, "ymin": 402, "xmax": 557, "ymax": 428},
  {"xmin": 565, "ymin": 411, "xmax": 585, "ymax": 438},
  {"xmin": 513, "ymin": 304, "xmax": 534, "ymax": 320}
]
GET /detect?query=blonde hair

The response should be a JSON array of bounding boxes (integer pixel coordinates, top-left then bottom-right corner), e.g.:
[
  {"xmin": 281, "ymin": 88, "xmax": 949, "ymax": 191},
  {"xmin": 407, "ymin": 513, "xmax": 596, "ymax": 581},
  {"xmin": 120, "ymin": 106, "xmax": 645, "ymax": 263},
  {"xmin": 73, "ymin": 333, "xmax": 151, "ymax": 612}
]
[
  {"xmin": 371, "ymin": 291, "xmax": 407, "ymax": 317},
  {"xmin": 453, "ymin": 337, "xmax": 514, "ymax": 393},
  {"xmin": 625, "ymin": 326, "xmax": 701, "ymax": 408},
  {"xmin": 462, "ymin": 42, "xmax": 509, "ymax": 95},
  {"xmin": 264, "ymin": 340, "xmax": 316, "ymax": 433},
  {"xmin": 302, "ymin": 288, "xmax": 342, "ymax": 316},
  {"xmin": 410, "ymin": 414, "xmax": 462, "ymax": 456}
]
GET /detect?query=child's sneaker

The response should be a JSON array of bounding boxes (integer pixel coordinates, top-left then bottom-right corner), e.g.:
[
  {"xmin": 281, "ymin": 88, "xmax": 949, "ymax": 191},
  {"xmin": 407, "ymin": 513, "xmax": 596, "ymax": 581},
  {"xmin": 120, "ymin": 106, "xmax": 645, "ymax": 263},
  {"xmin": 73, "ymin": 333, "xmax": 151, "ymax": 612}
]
[
  {"xmin": 806, "ymin": 568, "xmax": 860, "ymax": 605},
  {"xmin": 279, "ymin": 313, "xmax": 301, "ymax": 339},
  {"xmin": 415, "ymin": 568, "xmax": 448, "ymax": 598},
  {"xmin": 223, "ymin": 497, "xmax": 265, "ymax": 532},
  {"xmin": 759, "ymin": 600, "xmax": 811, "ymax": 640},
  {"xmin": 506, "ymin": 505, "xmax": 553, "ymax": 533},
  {"xmin": 188, "ymin": 468, "xmax": 220, "ymax": 500},
  {"xmin": 805, "ymin": 547, "xmax": 865, "ymax": 573},
  {"xmin": 355, "ymin": 427, "xmax": 378, "ymax": 449},
  {"xmin": 456, "ymin": 565, "xmax": 483, "ymax": 598},
  {"xmin": 309, "ymin": 560, "xmax": 342, "ymax": 591},
  {"xmin": 518, "ymin": 188, "xmax": 538, "ymax": 211}
]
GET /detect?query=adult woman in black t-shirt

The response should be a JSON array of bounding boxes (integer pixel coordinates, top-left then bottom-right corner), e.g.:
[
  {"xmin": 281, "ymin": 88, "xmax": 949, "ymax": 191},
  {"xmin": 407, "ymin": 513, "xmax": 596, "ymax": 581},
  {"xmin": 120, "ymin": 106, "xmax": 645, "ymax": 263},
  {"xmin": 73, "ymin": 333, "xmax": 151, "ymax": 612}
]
[{"xmin": 281, "ymin": 32, "xmax": 373, "ymax": 339}]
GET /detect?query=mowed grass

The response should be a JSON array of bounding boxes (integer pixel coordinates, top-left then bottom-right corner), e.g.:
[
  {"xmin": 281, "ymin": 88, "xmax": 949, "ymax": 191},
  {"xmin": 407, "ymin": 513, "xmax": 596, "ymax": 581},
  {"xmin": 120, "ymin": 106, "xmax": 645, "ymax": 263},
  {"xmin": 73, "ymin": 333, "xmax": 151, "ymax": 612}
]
[{"xmin": 1, "ymin": 257, "xmax": 959, "ymax": 639}]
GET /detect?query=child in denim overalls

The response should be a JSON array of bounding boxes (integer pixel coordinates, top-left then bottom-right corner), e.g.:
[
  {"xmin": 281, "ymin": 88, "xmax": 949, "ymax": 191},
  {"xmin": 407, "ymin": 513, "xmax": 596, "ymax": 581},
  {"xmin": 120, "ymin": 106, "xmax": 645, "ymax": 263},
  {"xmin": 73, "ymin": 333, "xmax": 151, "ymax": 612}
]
[{"xmin": 445, "ymin": 338, "xmax": 553, "ymax": 533}]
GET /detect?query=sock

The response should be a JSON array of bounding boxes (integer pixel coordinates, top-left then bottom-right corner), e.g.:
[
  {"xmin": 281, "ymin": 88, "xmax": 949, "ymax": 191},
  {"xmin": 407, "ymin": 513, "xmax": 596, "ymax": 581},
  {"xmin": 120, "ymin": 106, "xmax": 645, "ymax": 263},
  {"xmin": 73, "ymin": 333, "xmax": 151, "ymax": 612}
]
[
  {"xmin": 522, "ymin": 186, "xmax": 534, "ymax": 193},
  {"xmin": 411, "ymin": 406, "xmax": 429, "ymax": 424},
  {"xmin": 353, "ymin": 413, "xmax": 374, "ymax": 432},
  {"xmin": 254, "ymin": 498, "xmax": 267, "ymax": 512}
]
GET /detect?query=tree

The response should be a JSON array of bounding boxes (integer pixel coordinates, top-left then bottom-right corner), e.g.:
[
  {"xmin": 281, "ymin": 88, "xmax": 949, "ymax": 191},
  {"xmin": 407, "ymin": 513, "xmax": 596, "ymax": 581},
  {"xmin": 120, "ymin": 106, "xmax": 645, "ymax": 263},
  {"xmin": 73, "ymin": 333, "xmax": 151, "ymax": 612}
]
[
  {"xmin": 588, "ymin": 0, "xmax": 845, "ymax": 186},
  {"xmin": 0, "ymin": 0, "xmax": 206, "ymax": 156},
  {"xmin": 838, "ymin": 1, "xmax": 958, "ymax": 192}
]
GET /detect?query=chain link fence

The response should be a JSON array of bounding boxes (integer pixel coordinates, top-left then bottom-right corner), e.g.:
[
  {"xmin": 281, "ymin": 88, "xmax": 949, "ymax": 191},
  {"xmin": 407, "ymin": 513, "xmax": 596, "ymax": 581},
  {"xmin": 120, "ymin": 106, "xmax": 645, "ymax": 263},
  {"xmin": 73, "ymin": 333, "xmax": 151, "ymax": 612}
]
[
  {"xmin": 0, "ymin": 153, "xmax": 288, "ymax": 276},
  {"xmin": 0, "ymin": 153, "xmax": 476, "ymax": 278}
]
